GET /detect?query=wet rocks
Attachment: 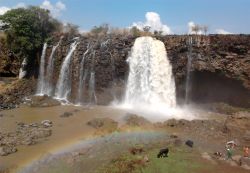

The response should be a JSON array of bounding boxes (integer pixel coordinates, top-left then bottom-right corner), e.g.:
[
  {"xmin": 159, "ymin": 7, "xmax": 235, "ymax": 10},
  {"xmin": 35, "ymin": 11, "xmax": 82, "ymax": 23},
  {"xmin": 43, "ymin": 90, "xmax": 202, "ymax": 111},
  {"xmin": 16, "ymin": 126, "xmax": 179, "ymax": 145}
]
[
  {"xmin": 240, "ymin": 157, "xmax": 250, "ymax": 170},
  {"xmin": 28, "ymin": 95, "xmax": 61, "ymax": 107},
  {"xmin": 124, "ymin": 113, "xmax": 151, "ymax": 127},
  {"xmin": 0, "ymin": 120, "xmax": 53, "ymax": 156},
  {"xmin": 60, "ymin": 112, "xmax": 73, "ymax": 118},
  {"xmin": 41, "ymin": 120, "xmax": 53, "ymax": 128},
  {"xmin": 87, "ymin": 118, "xmax": 118, "ymax": 134},
  {"xmin": 0, "ymin": 79, "xmax": 36, "ymax": 111},
  {"xmin": 0, "ymin": 145, "xmax": 17, "ymax": 156}
]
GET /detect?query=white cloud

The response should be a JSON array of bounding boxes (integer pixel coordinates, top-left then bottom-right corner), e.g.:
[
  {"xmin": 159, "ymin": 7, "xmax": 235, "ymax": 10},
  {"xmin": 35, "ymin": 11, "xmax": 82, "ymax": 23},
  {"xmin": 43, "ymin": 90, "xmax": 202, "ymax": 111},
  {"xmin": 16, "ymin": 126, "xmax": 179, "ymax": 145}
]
[
  {"xmin": 0, "ymin": 2, "xmax": 26, "ymax": 15},
  {"xmin": 0, "ymin": 6, "xmax": 10, "ymax": 15},
  {"xmin": 131, "ymin": 12, "xmax": 172, "ymax": 35},
  {"xmin": 215, "ymin": 29, "xmax": 232, "ymax": 35},
  {"xmin": 40, "ymin": 0, "xmax": 66, "ymax": 17}
]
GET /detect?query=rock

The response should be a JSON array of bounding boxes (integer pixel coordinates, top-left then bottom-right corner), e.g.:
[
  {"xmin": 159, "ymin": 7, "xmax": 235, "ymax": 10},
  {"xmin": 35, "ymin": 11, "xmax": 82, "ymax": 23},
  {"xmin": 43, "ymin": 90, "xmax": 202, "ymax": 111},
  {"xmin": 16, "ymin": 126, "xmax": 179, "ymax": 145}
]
[
  {"xmin": 87, "ymin": 118, "xmax": 118, "ymax": 129},
  {"xmin": 185, "ymin": 140, "xmax": 194, "ymax": 148},
  {"xmin": 201, "ymin": 152, "xmax": 217, "ymax": 164},
  {"xmin": 21, "ymin": 137, "xmax": 36, "ymax": 145},
  {"xmin": 87, "ymin": 118, "xmax": 118, "ymax": 134},
  {"xmin": 0, "ymin": 146, "xmax": 17, "ymax": 156},
  {"xmin": 60, "ymin": 112, "xmax": 73, "ymax": 118},
  {"xmin": 124, "ymin": 113, "xmax": 151, "ymax": 127},
  {"xmin": 240, "ymin": 157, "xmax": 250, "ymax": 170},
  {"xmin": 41, "ymin": 120, "xmax": 53, "ymax": 127},
  {"xmin": 29, "ymin": 95, "xmax": 61, "ymax": 107},
  {"xmin": 30, "ymin": 129, "xmax": 52, "ymax": 139},
  {"xmin": 243, "ymin": 131, "xmax": 250, "ymax": 142}
]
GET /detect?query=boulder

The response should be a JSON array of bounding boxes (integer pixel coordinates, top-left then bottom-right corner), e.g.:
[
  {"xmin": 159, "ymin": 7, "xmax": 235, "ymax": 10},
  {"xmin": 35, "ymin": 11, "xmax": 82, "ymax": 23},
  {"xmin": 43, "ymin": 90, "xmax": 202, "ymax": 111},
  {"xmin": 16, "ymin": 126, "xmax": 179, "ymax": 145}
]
[
  {"xmin": 60, "ymin": 112, "xmax": 73, "ymax": 118},
  {"xmin": 0, "ymin": 146, "xmax": 17, "ymax": 156},
  {"xmin": 41, "ymin": 120, "xmax": 53, "ymax": 128},
  {"xmin": 124, "ymin": 113, "xmax": 151, "ymax": 127},
  {"xmin": 240, "ymin": 157, "xmax": 250, "ymax": 170}
]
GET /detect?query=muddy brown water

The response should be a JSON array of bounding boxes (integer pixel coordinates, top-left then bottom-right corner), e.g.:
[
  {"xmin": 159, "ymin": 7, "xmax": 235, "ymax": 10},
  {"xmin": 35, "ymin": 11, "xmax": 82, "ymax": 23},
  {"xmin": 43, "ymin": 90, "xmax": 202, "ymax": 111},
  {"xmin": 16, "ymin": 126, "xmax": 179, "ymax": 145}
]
[{"xmin": 0, "ymin": 105, "xmax": 127, "ymax": 173}]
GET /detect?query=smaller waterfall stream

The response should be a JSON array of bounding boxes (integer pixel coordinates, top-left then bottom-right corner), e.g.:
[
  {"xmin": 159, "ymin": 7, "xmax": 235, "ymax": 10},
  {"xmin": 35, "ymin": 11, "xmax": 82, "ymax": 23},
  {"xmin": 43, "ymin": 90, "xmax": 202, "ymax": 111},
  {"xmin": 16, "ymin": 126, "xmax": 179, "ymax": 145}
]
[
  {"xmin": 36, "ymin": 43, "xmax": 48, "ymax": 95},
  {"xmin": 88, "ymin": 51, "xmax": 97, "ymax": 104},
  {"xmin": 55, "ymin": 41, "xmax": 78, "ymax": 101},
  {"xmin": 44, "ymin": 40, "xmax": 61, "ymax": 96},
  {"xmin": 77, "ymin": 43, "xmax": 92, "ymax": 104},
  {"xmin": 185, "ymin": 37, "xmax": 193, "ymax": 104}
]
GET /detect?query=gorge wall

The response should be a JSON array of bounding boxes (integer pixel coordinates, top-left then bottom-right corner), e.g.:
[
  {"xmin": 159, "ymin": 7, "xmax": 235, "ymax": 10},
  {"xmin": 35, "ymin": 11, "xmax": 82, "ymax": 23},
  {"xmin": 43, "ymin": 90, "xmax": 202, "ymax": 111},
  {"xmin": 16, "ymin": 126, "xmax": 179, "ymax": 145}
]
[{"xmin": 0, "ymin": 35, "xmax": 250, "ymax": 107}]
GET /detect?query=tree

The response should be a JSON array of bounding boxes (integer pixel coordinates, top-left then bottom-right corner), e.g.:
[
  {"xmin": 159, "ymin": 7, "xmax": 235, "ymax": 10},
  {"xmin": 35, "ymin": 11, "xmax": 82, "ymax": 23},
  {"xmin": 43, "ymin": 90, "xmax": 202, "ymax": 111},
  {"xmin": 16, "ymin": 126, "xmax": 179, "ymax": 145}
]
[
  {"xmin": 203, "ymin": 25, "xmax": 208, "ymax": 35},
  {"xmin": 192, "ymin": 25, "xmax": 200, "ymax": 35},
  {"xmin": 143, "ymin": 26, "xmax": 151, "ymax": 32},
  {"xmin": 0, "ymin": 6, "xmax": 61, "ymax": 77}
]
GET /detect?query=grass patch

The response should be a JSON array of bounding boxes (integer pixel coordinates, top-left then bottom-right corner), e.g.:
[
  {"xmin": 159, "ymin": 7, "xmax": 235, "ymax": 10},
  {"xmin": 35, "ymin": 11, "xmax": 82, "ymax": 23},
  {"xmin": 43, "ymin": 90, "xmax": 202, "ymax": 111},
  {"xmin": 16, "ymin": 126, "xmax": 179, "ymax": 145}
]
[{"xmin": 98, "ymin": 146, "xmax": 208, "ymax": 173}]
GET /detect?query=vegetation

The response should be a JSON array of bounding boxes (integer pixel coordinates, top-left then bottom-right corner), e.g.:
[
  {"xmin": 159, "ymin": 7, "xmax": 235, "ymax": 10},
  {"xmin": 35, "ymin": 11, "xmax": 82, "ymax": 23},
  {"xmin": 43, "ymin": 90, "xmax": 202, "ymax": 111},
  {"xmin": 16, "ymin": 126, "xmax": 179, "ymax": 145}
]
[
  {"xmin": 191, "ymin": 24, "xmax": 209, "ymax": 35},
  {"xmin": 0, "ymin": 6, "xmax": 62, "ymax": 77},
  {"xmin": 99, "ymin": 146, "xmax": 206, "ymax": 173}
]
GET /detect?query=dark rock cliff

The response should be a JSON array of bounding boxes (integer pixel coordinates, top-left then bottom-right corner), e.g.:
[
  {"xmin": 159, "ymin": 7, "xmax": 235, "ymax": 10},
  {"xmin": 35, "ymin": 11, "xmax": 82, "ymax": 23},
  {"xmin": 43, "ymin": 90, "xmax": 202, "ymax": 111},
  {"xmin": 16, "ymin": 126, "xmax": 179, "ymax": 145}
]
[{"xmin": 0, "ymin": 35, "xmax": 250, "ymax": 107}]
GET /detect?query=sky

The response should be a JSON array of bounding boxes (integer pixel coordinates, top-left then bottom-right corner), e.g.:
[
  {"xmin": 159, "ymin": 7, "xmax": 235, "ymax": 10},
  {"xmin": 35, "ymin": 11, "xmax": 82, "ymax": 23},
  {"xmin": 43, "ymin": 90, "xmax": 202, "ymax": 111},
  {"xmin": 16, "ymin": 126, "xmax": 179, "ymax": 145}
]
[{"xmin": 0, "ymin": 0, "xmax": 249, "ymax": 34}]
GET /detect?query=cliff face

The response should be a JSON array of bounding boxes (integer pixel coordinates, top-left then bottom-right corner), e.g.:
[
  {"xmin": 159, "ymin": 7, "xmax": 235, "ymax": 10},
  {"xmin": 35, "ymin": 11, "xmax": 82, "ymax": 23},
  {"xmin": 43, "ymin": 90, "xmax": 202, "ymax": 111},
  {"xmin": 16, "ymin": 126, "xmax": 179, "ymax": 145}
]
[{"xmin": 1, "ymin": 35, "xmax": 250, "ymax": 107}]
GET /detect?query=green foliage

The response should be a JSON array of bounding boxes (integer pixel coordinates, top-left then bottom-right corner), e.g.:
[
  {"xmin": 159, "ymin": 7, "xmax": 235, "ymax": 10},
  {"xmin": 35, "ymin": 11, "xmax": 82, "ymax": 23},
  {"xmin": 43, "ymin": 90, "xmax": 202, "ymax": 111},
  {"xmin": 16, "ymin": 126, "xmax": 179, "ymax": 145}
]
[{"xmin": 0, "ymin": 6, "xmax": 61, "ymax": 75}]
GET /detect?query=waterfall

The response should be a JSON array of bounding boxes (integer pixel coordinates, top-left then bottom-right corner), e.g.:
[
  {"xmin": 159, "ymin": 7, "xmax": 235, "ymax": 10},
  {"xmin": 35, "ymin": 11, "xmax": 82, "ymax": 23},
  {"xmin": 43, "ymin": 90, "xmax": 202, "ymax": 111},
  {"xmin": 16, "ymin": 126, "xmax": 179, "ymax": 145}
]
[
  {"xmin": 124, "ymin": 36, "xmax": 176, "ymax": 108},
  {"xmin": 55, "ymin": 41, "xmax": 78, "ymax": 101},
  {"xmin": 89, "ymin": 71, "xmax": 97, "ymax": 104},
  {"xmin": 44, "ymin": 40, "xmax": 61, "ymax": 96},
  {"xmin": 110, "ymin": 52, "xmax": 117, "ymax": 100},
  {"xmin": 185, "ymin": 37, "xmax": 193, "ymax": 104},
  {"xmin": 77, "ymin": 43, "xmax": 91, "ymax": 104},
  {"xmin": 88, "ymin": 51, "xmax": 97, "ymax": 104},
  {"xmin": 19, "ymin": 58, "xmax": 28, "ymax": 79},
  {"xmin": 36, "ymin": 43, "xmax": 48, "ymax": 95}
]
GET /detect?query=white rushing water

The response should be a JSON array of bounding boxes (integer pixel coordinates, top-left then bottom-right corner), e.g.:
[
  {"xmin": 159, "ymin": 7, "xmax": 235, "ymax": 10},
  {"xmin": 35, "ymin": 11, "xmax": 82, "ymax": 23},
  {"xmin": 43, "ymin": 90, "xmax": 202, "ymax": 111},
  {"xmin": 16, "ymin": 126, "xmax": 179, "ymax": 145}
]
[
  {"xmin": 36, "ymin": 43, "xmax": 48, "ymax": 95},
  {"xmin": 44, "ymin": 40, "xmax": 61, "ymax": 96},
  {"xmin": 123, "ymin": 36, "xmax": 176, "ymax": 110},
  {"xmin": 18, "ymin": 58, "xmax": 28, "ymax": 79},
  {"xmin": 55, "ymin": 41, "xmax": 78, "ymax": 101},
  {"xmin": 89, "ymin": 71, "xmax": 97, "ymax": 104}
]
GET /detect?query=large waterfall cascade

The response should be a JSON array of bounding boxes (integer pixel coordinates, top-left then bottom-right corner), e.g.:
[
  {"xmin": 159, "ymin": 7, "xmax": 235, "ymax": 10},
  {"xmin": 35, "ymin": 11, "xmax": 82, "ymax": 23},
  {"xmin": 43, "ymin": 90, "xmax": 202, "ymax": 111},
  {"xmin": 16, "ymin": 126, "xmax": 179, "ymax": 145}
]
[
  {"xmin": 55, "ymin": 41, "xmax": 78, "ymax": 101},
  {"xmin": 124, "ymin": 36, "xmax": 176, "ymax": 108},
  {"xmin": 185, "ymin": 37, "xmax": 193, "ymax": 104},
  {"xmin": 36, "ymin": 43, "xmax": 48, "ymax": 95}
]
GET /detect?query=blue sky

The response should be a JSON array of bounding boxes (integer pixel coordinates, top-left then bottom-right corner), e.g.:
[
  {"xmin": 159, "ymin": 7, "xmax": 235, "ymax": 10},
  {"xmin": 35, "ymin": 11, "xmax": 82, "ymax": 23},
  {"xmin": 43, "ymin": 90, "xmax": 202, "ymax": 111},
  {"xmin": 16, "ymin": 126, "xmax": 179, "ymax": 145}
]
[{"xmin": 0, "ymin": 0, "xmax": 249, "ymax": 34}]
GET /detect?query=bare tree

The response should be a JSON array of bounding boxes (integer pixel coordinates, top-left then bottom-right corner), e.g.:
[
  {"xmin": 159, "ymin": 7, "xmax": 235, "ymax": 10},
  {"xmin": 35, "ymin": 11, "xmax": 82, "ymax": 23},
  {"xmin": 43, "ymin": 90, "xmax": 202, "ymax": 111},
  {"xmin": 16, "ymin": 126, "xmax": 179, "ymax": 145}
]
[
  {"xmin": 203, "ymin": 25, "xmax": 208, "ymax": 35},
  {"xmin": 143, "ymin": 26, "xmax": 151, "ymax": 32}
]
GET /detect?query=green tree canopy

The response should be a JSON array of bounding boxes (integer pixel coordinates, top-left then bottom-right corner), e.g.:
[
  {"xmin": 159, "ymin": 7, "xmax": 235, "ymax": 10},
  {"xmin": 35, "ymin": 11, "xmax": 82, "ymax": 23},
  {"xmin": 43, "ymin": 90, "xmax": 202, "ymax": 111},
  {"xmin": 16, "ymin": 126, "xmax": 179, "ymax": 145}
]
[{"xmin": 0, "ymin": 6, "xmax": 61, "ymax": 75}]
